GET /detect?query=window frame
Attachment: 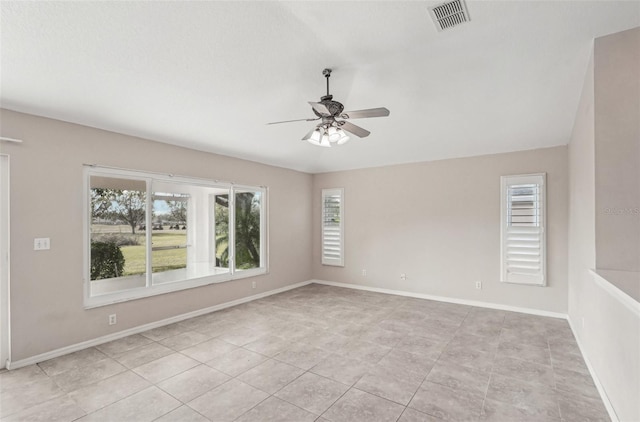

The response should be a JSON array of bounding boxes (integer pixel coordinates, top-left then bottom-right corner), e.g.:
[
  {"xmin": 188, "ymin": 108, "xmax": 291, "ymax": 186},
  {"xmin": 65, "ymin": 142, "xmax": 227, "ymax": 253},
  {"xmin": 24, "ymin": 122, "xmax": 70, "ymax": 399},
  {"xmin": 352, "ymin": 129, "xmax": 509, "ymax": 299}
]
[
  {"xmin": 500, "ymin": 173, "xmax": 547, "ymax": 286},
  {"xmin": 321, "ymin": 188, "xmax": 344, "ymax": 267},
  {"xmin": 83, "ymin": 166, "xmax": 268, "ymax": 308}
]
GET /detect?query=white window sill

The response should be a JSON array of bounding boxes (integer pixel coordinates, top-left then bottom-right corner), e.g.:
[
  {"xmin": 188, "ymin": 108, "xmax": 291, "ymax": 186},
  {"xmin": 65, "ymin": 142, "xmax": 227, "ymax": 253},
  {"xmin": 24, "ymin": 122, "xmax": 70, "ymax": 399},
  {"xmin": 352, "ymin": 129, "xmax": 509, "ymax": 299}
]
[
  {"xmin": 84, "ymin": 267, "xmax": 267, "ymax": 309},
  {"xmin": 152, "ymin": 265, "xmax": 230, "ymax": 285}
]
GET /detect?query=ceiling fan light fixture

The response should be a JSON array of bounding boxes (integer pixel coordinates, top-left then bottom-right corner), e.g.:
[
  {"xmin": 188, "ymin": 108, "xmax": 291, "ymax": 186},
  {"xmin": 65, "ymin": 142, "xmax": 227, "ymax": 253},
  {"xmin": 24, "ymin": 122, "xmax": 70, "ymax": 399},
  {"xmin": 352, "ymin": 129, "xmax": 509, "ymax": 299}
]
[
  {"xmin": 327, "ymin": 126, "xmax": 340, "ymax": 142},
  {"xmin": 307, "ymin": 127, "xmax": 330, "ymax": 147},
  {"xmin": 306, "ymin": 125, "xmax": 350, "ymax": 147},
  {"xmin": 328, "ymin": 126, "xmax": 350, "ymax": 145},
  {"xmin": 336, "ymin": 131, "xmax": 350, "ymax": 145},
  {"xmin": 308, "ymin": 128, "xmax": 322, "ymax": 144}
]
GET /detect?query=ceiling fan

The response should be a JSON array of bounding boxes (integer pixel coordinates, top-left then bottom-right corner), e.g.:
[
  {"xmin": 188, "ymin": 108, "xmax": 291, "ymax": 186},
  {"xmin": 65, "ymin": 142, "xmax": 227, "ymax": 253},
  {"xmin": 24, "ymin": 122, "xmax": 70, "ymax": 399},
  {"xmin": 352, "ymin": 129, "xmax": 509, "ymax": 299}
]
[{"xmin": 268, "ymin": 68, "xmax": 390, "ymax": 147}]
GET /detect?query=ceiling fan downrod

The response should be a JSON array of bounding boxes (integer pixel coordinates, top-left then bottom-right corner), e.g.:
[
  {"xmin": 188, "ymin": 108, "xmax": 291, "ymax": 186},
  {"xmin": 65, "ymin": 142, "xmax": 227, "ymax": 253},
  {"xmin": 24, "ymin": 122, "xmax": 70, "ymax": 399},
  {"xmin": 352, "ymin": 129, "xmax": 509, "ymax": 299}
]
[{"xmin": 322, "ymin": 68, "xmax": 332, "ymax": 100}]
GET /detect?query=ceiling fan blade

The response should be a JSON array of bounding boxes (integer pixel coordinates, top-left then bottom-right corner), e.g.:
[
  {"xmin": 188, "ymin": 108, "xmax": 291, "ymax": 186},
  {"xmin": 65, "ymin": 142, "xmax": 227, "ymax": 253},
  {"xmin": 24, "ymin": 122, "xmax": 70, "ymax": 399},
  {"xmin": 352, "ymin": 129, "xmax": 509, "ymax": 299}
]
[
  {"xmin": 341, "ymin": 107, "xmax": 390, "ymax": 119},
  {"xmin": 267, "ymin": 117, "xmax": 319, "ymax": 125},
  {"xmin": 340, "ymin": 121, "xmax": 371, "ymax": 138},
  {"xmin": 308, "ymin": 101, "xmax": 331, "ymax": 116}
]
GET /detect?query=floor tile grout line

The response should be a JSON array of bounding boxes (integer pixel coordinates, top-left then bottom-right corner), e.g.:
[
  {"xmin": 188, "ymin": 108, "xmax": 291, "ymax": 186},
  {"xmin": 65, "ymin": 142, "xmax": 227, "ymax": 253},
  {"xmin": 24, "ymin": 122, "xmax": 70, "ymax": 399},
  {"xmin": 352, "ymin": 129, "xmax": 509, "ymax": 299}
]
[
  {"xmin": 170, "ymin": 404, "xmax": 210, "ymax": 422},
  {"xmin": 481, "ymin": 370, "xmax": 495, "ymax": 418},
  {"xmin": 265, "ymin": 369, "xmax": 348, "ymax": 421},
  {"xmin": 0, "ymin": 388, "xmax": 72, "ymax": 420},
  {"xmin": 227, "ymin": 388, "xmax": 272, "ymax": 422},
  {"xmin": 402, "ymin": 324, "xmax": 461, "ymax": 417},
  {"xmin": 147, "ymin": 396, "xmax": 182, "ymax": 422},
  {"xmin": 73, "ymin": 384, "xmax": 166, "ymax": 419}
]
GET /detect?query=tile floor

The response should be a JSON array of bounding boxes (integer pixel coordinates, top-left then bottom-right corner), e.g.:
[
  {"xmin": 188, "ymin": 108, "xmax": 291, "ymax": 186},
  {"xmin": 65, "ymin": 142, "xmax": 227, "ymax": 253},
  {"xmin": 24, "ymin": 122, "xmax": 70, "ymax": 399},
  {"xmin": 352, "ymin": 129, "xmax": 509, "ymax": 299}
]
[{"xmin": 0, "ymin": 284, "xmax": 610, "ymax": 421}]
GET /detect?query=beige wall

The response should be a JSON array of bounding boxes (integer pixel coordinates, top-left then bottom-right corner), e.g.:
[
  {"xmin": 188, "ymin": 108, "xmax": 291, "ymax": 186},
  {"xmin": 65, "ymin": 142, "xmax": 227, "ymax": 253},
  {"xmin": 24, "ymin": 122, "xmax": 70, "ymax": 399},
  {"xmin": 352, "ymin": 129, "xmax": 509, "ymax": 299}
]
[
  {"xmin": 568, "ymin": 27, "xmax": 640, "ymax": 422},
  {"xmin": 0, "ymin": 109, "xmax": 313, "ymax": 361},
  {"xmin": 312, "ymin": 146, "xmax": 569, "ymax": 313},
  {"xmin": 594, "ymin": 27, "xmax": 640, "ymax": 272}
]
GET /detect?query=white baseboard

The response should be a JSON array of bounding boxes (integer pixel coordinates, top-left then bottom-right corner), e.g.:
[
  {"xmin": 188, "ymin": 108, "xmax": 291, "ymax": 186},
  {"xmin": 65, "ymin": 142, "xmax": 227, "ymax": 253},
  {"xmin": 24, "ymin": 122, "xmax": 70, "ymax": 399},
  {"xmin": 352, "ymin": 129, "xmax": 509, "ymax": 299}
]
[
  {"xmin": 311, "ymin": 279, "xmax": 567, "ymax": 319},
  {"xmin": 567, "ymin": 316, "xmax": 619, "ymax": 422},
  {"xmin": 6, "ymin": 280, "xmax": 312, "ymax": 370}
]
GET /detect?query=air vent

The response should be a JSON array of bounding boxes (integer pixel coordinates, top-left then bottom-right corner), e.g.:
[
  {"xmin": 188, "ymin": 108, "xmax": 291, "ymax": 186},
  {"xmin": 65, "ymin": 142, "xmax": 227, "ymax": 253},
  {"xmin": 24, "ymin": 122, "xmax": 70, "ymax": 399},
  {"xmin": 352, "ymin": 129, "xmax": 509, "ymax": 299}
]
[{"xmin": 429, "ymin": 0, "xmax": 470, "ymax": 32}]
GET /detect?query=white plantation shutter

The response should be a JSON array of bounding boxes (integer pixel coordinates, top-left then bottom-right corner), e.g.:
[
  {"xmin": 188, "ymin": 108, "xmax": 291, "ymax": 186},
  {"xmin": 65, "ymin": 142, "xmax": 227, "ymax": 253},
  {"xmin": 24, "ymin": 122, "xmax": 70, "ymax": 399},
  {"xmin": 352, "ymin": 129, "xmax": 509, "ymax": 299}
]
[
  {"xmin": 500, "ymin": 174, "xmax": 546, "ymax": 286},
  {"xmin": 322, "ymin": 188, "xmax": 344, "ymax": 266}
]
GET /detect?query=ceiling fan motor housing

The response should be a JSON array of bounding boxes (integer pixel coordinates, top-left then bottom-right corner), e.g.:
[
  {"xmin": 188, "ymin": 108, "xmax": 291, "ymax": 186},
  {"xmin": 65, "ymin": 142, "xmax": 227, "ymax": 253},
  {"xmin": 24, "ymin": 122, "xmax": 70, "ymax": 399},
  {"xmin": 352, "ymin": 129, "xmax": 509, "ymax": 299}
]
[{"xmin": 312, "ymin": 95, "xmax": 345, "ymax": 118}]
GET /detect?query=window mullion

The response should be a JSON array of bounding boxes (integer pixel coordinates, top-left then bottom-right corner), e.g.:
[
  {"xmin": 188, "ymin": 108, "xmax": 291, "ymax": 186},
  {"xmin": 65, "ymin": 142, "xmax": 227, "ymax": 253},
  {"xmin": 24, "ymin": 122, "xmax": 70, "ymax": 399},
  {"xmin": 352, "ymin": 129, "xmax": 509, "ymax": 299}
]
[
  {"xmin": 145, "ymin": 179, "xmax": 153, "ymax": 287},
  {"xmin": 261, "ymin": 187, "xmax": 267, "ymax": 270},
  {"xmin": 229, "ymin": 186, "xmax": 235, "ymax": 275},
  {"xmin": 209, "ymin": 195, "xmax": 215, "ymax": 272}
]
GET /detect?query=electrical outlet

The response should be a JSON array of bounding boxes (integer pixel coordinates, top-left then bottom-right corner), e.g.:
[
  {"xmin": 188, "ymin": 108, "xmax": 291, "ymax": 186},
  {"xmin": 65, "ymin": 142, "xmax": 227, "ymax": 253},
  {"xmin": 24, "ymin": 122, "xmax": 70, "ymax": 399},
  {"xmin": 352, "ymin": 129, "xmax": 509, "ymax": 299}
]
[
  {"xmin": 400, "ymin": 273, "xmax": 407, "ymax": 280},
  {"xmin": 362, "ymin": 269, "xmax": 367, "ymax": 276},
  {"xmin": 475, "ymin": 281, "xmax": 482, "ymax": 289},
  {"xmin": 108, "ymin": 314, "xmax": 117, "ymax": 325},
  {"xmin": 252, "ymin": 281, "xmax": 256, "ymax": 289},
  {"xmin": 34, "ymin": 237, "xmax": 50, "ymax": 250}
]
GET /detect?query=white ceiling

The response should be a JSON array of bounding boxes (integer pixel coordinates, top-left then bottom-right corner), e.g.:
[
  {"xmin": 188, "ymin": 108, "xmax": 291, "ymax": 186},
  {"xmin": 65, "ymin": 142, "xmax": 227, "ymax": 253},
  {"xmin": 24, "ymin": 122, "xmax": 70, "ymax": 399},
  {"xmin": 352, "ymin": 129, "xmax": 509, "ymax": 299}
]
[{"xmin": 1, "ymin": 1, "xmax": 638, "ymax": 173}]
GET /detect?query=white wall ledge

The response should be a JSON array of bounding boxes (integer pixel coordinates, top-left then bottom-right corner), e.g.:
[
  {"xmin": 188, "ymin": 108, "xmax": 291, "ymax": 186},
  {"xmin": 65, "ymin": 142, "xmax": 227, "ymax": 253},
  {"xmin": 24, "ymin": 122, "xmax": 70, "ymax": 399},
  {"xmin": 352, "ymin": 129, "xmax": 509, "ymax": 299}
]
[{"xmin": 591, "ymin": 269, "xmax": 640, "ymax": 316}]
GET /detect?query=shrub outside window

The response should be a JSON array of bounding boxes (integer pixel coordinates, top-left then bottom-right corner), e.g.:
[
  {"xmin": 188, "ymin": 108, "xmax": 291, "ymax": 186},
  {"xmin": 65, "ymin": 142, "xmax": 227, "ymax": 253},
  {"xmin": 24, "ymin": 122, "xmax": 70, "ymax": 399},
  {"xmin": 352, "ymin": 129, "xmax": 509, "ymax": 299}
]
[{"xmin": 85, "ymin": 166, "xmax": 268, "ymax": 308}]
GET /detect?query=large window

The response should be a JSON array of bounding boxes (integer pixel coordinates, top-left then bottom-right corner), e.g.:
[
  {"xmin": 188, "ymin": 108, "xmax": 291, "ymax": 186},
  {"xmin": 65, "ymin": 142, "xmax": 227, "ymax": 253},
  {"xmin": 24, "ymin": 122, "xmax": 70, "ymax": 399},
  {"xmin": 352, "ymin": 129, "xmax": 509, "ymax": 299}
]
[
  {"xmin": 85, "ymin": 167, "xmax": 267, "ymax": 307},
  {"xmin": 500, "ymin": 173, "xmax": 546, "ymax": 286}
]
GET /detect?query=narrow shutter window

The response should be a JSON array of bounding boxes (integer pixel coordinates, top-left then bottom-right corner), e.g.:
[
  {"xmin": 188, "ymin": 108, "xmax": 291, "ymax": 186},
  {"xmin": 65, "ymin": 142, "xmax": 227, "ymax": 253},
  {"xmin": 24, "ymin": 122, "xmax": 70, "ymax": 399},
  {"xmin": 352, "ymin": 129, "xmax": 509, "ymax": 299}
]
[
  {"xmin": 322, "ymin": 188, "xmax": 344, "ymax": 266},
  {"xmin": 500, "ymin": 174, "xmax": 546, "ymax": 286}
]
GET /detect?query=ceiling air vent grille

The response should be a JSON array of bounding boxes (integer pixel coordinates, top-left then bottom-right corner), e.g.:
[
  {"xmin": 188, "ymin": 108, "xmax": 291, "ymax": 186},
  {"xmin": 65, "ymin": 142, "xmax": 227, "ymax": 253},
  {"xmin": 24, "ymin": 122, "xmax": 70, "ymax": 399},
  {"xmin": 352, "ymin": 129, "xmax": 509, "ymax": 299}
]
[{"xmin": 429, "ymin": 0, "xmax": 470, "ymax": 32}]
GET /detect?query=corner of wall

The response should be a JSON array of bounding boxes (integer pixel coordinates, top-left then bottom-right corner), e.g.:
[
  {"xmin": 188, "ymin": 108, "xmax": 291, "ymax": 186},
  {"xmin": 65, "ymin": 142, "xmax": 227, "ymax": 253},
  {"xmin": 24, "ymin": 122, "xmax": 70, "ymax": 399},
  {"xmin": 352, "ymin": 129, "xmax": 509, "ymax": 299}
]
[{"xmin": 567, "ymin": 27, "xmax": 640, "ymax": 422}]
